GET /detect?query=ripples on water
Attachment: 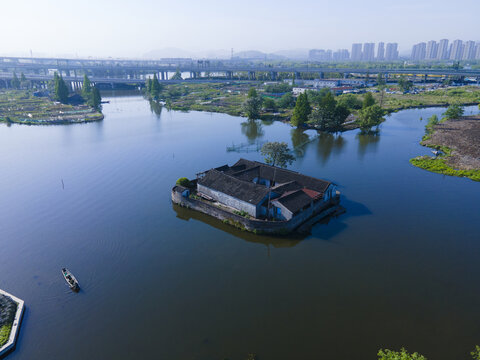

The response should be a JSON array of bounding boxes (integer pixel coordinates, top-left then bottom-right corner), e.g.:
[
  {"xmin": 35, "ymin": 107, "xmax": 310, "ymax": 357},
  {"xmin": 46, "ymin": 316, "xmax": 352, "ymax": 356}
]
[{"xmin": 0, "ymin": 97, "xmax": 479, "ymax": 360}]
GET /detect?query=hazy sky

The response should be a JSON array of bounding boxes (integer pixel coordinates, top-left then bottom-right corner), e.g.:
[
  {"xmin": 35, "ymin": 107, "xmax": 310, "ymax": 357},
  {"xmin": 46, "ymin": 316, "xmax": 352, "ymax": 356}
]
[{"xmin": 2, "ymin": 0, "xmax": 479, "ymax": 58}]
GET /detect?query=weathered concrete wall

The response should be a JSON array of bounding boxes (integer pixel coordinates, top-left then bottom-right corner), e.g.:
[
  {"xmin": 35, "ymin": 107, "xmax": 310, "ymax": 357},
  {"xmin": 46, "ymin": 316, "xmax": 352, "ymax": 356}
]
[
  {"xmin": 198, "ymin": 184, "xmax": 258, "ymax": 217},
  {"xmin": 0, "ymin": 290, "xmax": 25, "ymax": 358},
  {"xmin": 172, "ymin": 188, "xmax": 340, "ymax": 234}
]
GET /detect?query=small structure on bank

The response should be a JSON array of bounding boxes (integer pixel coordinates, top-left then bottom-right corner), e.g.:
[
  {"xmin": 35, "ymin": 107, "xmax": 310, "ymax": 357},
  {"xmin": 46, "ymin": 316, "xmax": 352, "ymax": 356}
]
[
  {"xmin": 172, "ymin": 159, "xmax": 342, "ymax": 234},
  {"xmin": 0, "ymin": 290, "xmax": 25, "ymax": 358}
]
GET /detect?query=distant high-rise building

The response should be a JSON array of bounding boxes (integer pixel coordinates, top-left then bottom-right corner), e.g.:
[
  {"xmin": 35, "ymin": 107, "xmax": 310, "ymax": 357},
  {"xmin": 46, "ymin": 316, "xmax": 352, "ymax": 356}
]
[
  {"xmin": 411, "ymin": 42, "xmax": 426, "ymax": 61},
  {"xmin": 332, "ymin": 49, "xmax": 350, "ymax": 61},
  {"xmin": 377, "ymin": 42, "xmax": 385, "ymax": 61},
  {"xmin": 385, "ymin": 43, "xmax": 399, "ymax": 61},
  {"xmin": 426, "ymin": 40, "xmax": 438, "ymax": 60},
  {"xmin": 450, "ymin": 40, "xmax": 464, "ymax": 60},
  {"xmin": 362, "ymin": 43, "xmax": 375, "ymax": 61},
  {"xmin": 309, "ymin": 49, "xmax": 332, "ymax": 61},
  {"xmin": 437, "ymin": 39, "xmax": 449, "ymax": 60},
  {"xmin": 476, "ymin": 44, "xmax": 480, "ymax": 60},
  {"xmin": 351, "ymin": 43, "xmax": 363, "ymax": 61},
  {"xmin": 463, "ymin": 40, "xmax": 476, "ymax": 60}
]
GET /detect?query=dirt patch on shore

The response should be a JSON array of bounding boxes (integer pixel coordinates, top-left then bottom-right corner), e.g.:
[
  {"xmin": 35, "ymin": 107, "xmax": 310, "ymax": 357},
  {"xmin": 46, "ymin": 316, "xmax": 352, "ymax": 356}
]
[{"xmin": 422, "ymin": 115, "xmax": 480, "ymax": 170}]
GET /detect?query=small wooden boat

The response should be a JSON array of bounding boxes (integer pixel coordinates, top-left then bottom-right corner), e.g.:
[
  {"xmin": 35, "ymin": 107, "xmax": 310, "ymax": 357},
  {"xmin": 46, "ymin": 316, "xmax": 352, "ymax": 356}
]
[{"xmin": 62, "ymin": 268, "xmax": 79, "ymax": 291}]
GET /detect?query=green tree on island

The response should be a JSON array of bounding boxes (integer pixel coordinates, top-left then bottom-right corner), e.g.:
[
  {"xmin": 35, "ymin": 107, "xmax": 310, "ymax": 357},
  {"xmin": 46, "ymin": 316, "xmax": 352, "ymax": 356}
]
[
  {"xmin": 260, "ymin": 141, "xmax": 295, "ymax": 168},
  {"xmin": 89, "ymin": 86, "xmax": 102, "ymax": 110},
  {"xmin": 242, "ymin": 88, "xmax": 262, "ymax": 119},
  {"xmin": 81, "ymin": 74, "xmax": 102, "ymax": 110},
  {"xmin": 20, "ymin": 72, "xmax": 28, "ymax": 89},
  {"xmin": 149, "ymin": 73, "xmax": 162, "ymax": 100},
  {"xmin": 11, "ymin": 72, "xmax": 20, "ymax": 89},
  {"xmin": 53, "ymin": 72, "xmax": 69, "ymax": 104},
  {"xmin": 363, "ymin": 92, "xmax": 376, "ymax": 108},
  {"xmin": 277, "ymin": 92, "xmax": 295, "ymax": 109},
  {"xmin": 308, "ymin": 91, "xmax": 350, "ymax": 131},
  {"xmin": 262, "ymin": 97, "xmax": 277, "ymax": 112},
  {"xmin": 357, "ymin": 104, "xmax": 384, "ymax": 132},
  {"xmin": 82, "ymin": 74, "xmax": 92, "ymax": 99},
  {"xmin": 171, "ymin": 70, "xmax": 183, "ymax": 80},
  {"xmin": 443, "ymin": 104, "xmax": 464, "ymax": 120},
  {"xmin": 291, "ymin": 92, "xmax": 311, "ymax": 127}
]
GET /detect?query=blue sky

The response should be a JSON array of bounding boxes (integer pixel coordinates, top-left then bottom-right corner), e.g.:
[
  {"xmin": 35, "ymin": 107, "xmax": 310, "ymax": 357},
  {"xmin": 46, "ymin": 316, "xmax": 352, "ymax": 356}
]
[{"xmin": 2, "ymin": 0, "xmax": 479, "ymax": 58}]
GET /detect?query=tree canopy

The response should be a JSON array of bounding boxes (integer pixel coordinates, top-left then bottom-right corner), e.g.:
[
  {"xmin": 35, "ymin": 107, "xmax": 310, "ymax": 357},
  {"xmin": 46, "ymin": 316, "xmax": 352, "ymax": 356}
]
[
  {"xmin": 11, "ymin": 72, "xmax": 20, "ymax": 89},
  {"xmin": 260, "ymin": 141, "xmax": 295, "ymax": 168},
  {"xmin": 308, "ymin": 91, "xmax": 351, "ymax": 131},
  {"xmin": 82, "ymin": 74, "xmax": 92, "ymax": 99},
  {"xmin": 443, "ymin": 104, "xmax": 464, "ymax": 120},
  {"xmin": 378, "ymin": 348, "xmax": 426, "ymax": 360},
  {"xmin": 363, "ymin": 92, "xmax": 376, "ymax": 108},
  {"xmin": 53, "ymin": 72, "xmax": 69, "ymax": 104},
  {"xmin": 171, "ymin": 70, "xmax": 183, "ymax": 80},
  {"xmin": 291, "ymin": 92, "xmax": 311, "ymax": 127},
  {"xmin": 242, "ymin": 88, "xmax": 262, "ymax": 119},
  {"xmin": 357, "ymin": 104, "xmax": 384, "ymax": 132},
  {"xmin": 277, "ymin": 92, "xmax": 295, "ymax": 109}
]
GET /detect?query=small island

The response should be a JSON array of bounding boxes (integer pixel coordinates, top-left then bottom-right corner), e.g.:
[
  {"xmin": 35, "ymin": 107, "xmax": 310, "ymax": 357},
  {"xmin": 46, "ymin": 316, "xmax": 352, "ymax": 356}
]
[
  {"xmin": 0, "ymin": 73, "xmax": 103, "ymax": 125},
  {"xmin": 172, "ymin": 158, "xmax": 342, "ymax": 234},
  {"xmin": 411, "ymin": 106, "xmax": 480, "ymax": 182},
  {"xmin": 0, "ymin": 290, "xmax": 24, "ymax": 357}
]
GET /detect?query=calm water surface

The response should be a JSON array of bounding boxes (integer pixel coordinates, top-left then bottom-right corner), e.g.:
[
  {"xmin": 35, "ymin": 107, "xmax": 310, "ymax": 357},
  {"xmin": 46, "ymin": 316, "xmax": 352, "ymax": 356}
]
[{"xmin": 1, "ymin": 95, "xmax": 479, "ymax": 360}]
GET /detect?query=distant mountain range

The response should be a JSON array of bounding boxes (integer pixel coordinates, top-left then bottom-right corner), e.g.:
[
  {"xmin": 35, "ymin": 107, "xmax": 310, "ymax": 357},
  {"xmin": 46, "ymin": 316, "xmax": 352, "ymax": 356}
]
[{"xmin": 142, "ymin": 48, "xmax": 310, "ymax": 60}]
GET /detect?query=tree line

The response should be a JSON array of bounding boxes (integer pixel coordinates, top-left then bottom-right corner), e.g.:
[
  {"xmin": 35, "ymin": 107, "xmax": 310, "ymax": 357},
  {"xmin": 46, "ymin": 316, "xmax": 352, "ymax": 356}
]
[{"xmin": 243, "ymin": 87, "xmax": 385, "ymax": 133}]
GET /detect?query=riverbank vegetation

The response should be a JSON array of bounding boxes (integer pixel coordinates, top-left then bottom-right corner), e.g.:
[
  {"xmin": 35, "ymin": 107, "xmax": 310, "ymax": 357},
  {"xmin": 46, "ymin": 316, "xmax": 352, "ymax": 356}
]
[
  {"xmin": 142, "ymin": 81, "xmax": 479, "ymax": 135},
  {"xmin": 0, "ymin": 74, "xmax": 103, "ymax": 125},
  {"xmin": 410, "ymin": 109, "xmax": 480, "ymax": 182}
]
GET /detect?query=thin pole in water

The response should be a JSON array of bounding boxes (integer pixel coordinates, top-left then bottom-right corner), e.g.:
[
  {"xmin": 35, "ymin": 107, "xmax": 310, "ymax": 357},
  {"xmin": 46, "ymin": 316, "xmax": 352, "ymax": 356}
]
[{"xmin": 61, "ymin": 179, "xmax": 65, "ymax": 190}]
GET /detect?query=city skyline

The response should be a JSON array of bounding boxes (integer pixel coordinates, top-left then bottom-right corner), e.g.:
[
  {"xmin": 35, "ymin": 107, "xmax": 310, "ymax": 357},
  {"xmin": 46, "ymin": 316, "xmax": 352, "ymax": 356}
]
[{"xmin": 1, "ymin": 0, "xmax": 479, "ymax": 58}]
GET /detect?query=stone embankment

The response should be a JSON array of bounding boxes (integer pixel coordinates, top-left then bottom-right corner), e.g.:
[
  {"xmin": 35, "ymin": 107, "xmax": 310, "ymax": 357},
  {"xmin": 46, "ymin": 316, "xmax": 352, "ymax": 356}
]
[
  {"xmin": 172, "ymin": 187, "xmax": 341, "ymax": 234},
  {"xmin": 0, "ymin": 290, "xmax": 25, "ymax": 358}
]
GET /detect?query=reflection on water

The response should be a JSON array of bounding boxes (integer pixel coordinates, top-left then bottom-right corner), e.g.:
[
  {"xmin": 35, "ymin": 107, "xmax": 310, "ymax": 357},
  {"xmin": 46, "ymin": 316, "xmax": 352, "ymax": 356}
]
[
  {"xmin": 149, "ymin": 100, "xmax": 163, "ymax": 117},
  {"xmin": 240, "ymin": 119, "xmax": 264, "ymax": 143},
  {"xmin": 356, "ymin": 129, "xmax": 380, "ymax": 158},
  {"xmin": 290, "ymin": 128, "xmax": 310, "ymax": 158},
  {"xmin": 173, "ymin": 204, "xmax": 302, "ymax": 248},
  {"xmin": 316, "ymin": 132, "xmax": 346, "ymax": 165},
  {"xmin": 1, "ymin": 97, "xmax": 480, "ymax": 360}
]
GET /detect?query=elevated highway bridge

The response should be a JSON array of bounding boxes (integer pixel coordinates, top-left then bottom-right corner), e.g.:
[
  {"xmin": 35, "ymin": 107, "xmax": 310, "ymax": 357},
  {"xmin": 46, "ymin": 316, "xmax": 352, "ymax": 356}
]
[{"xmin": 1, "ymin": 56, "xmax": 479, "ymax": 86}]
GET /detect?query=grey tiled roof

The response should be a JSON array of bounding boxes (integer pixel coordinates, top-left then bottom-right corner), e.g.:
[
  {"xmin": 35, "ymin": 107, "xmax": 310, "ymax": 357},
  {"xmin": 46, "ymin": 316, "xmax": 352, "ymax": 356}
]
[{"xmin": 198, "ymin": 169, "xmax": 270, "ymax": 205}]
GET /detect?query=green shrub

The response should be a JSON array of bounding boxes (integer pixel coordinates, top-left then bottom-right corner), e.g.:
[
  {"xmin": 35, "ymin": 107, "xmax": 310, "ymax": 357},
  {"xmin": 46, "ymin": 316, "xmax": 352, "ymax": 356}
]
[
  {"xmin": 378, "ymin": 348, "xmax": 426, "ymax": 360},
  {"xmin": 0, "ymin": 324, "xmax": 12, "ymax": 347},
  {"xmin": 176, "ymin": 177, "xmax": 191, "ymax": 187}
]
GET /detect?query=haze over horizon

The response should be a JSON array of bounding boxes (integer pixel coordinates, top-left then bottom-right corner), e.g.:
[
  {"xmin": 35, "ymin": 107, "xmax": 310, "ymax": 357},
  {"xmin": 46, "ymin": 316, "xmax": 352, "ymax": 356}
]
[{"xmin": 2, "ymin": 0, "xmax": 479, "ymax": 59}]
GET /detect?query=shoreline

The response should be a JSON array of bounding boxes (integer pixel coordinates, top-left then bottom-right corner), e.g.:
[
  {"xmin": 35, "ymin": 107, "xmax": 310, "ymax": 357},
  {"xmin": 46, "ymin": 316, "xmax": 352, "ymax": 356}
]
[{"xmin": 410, "ymin": 114, "xmax": 480, "ymax": 182}]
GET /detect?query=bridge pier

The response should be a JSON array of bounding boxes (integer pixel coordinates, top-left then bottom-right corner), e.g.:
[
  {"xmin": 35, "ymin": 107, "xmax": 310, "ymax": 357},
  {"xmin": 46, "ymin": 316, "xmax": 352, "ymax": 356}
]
[
  {"xmin": 248, "ymin": 71, "xmax": 256, "ymax": 80},
  {"xmin": 318, "ymin": 72, "xmax": 324, "ymax": 79},
  {"xmin": 343, "ymin": 72, "xmax": 349, "ymax": 79}
]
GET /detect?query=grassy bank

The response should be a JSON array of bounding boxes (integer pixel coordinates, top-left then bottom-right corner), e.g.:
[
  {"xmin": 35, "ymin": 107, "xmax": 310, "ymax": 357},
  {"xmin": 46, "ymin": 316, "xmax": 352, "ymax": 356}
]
[
  {"xmin": 371, "ymin": 86, "xmax": 480, "ymax": 111},
  {"xmin": 0, "ymin": 90, "xmax": 103, "ymax": 125},
  {"xmin": 410, "ymin": 114, "xmax": 480, "ymax": 182},
  {"xmin": 410, "ymin": 155, "xmax": 480, "ymax": 181}
]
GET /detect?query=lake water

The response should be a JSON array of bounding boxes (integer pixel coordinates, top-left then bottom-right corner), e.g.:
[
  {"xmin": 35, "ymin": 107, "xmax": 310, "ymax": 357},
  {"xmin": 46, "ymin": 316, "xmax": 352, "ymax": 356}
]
[{"xmin": 1, "ymin": 95, "xmax": 479, "ymax": 360}]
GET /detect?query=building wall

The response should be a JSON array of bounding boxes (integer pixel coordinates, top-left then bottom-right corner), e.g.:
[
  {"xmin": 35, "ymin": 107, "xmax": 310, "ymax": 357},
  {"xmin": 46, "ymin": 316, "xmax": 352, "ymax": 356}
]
[
  {"xmin": 172, "ymin": 188, "xmax": 341, "ymax": 234},
  {"xmin": 197, "ymin": 183, "xmax": 258, "ymax": 217}
]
